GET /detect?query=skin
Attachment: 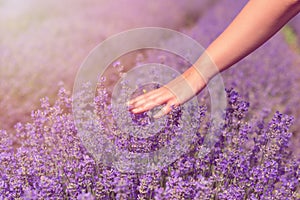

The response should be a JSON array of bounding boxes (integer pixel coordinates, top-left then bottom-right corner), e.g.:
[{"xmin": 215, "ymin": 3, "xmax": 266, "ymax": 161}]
[{"xmin": 129, "ymin": 0, "xmax": 300, "ymax": 118}]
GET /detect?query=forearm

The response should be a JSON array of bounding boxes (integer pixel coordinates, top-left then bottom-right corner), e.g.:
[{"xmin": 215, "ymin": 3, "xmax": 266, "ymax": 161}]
[
  {"xmin": 206, "ymin": 0, "xmax": 300, "ymax": 73},
  {"xmin": 186, "ymin": 0, "xmax": 300, "ymax": 93}
]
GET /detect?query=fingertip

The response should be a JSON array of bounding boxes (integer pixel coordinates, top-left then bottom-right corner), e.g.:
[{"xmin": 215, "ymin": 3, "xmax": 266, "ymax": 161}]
[
  {"xmin": 127, "ymin": 98, "xmax": 136, "ymax": 106},
  {"xmin": 131, "ymin": 107, "xmax": 143, "ymax": 114},
  {"xmin": 126, "ymin": 101, "xmax": 134, "ymax": 110},
  {"xmin": 130, "ymin": 109, "xmax": 136, "ymax": 113}
]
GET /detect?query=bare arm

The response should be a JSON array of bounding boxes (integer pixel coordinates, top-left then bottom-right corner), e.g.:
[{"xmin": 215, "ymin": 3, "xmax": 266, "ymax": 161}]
[
  {"xmin": 207, "ymin": 0, "xmax": 300, "ymax": 75},
  {"xmin": 129, "ymin": 0, "xmax": 300, "ymax": 118}
]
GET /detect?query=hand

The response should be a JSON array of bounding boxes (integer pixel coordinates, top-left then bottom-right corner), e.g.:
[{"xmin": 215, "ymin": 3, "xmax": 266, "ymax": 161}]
[
  {"xmin": 128, "ymin": 85, "xmax": 179, "ymax": 119},
  {"xmin": 128, "ymin": 66, "xmax": 206, "ymax": 118}
]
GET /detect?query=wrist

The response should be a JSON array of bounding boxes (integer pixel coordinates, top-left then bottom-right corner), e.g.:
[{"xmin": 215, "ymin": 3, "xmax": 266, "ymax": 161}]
[{"xmin": 182, "ymin": 66, "xmax": 206, "ymax": 95}]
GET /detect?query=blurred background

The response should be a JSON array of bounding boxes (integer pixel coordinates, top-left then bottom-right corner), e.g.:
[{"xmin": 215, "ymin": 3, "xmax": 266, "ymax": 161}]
[{"xmin": 0, "ymin": 0, "xmax": 215, "ymax": 131}]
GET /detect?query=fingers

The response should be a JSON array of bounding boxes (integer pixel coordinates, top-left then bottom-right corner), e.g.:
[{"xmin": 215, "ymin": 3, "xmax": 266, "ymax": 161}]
[
  {"xmin": 128, "ymin": 89, "xmax": 156, "ymax": 106},
  {"xmin": 130, "ymin": 99, "xmax": 160, "ymax": 114},
  {"xmin": 129, "ymin": 89, "xmax": 161, "ymax": 109},
  {"xmin": 128, "ymin": 87, "xmax": 176, "ymax": 116},
  {"xmin": 129, "ymin": 89, "xmax": 167, "ymax": 114}
]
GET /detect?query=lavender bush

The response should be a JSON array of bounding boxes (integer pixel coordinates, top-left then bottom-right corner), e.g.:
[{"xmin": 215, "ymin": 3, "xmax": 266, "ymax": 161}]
[
  {"xmin": 1, "ymin": 0, "xmax": 300, "ymax": 199},
  {"xmin": 0, "ymin": 85, "xmax": 299, "ymax": 199}
]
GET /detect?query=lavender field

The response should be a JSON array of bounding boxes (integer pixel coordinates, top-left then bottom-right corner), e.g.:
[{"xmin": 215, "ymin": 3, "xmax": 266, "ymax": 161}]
[{"xmin": 1, "ymin": 0, "xmax": 300, "ymax": 199}]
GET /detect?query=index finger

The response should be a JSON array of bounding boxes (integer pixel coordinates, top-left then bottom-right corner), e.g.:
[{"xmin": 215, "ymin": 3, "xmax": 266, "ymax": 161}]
[{"xmin": 128, "ymin": 88, "xmax": 158, "ymax": 106}]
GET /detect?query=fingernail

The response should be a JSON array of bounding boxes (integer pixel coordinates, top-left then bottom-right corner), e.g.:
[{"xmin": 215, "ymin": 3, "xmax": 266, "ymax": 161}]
[
  {"xmin": 126, "ymin": 101, "xmax": 133, "ymax": 108},
  {"xmin": 131, "ymin": 108, "xmax": 139, "ymax": 113}
]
